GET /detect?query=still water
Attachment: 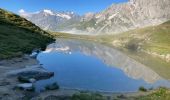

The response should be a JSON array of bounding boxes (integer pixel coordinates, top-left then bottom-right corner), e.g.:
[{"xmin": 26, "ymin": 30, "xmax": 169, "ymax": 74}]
[{"xmin": 35, "ymin": 38, "xmax": 170, "ymax": 92}]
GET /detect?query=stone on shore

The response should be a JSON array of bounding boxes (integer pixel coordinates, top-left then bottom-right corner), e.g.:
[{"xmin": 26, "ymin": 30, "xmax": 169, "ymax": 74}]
[
  {"xmin": 45, "ymin": 82, "xmax": 59, "ymax": 90},
  {"xmin": 16, "ymin": 83, "xmax": 35, "ymax": 91},
  {"xmin": 6, "ymin": 65, "xmax": 54, "ymax": 81}
]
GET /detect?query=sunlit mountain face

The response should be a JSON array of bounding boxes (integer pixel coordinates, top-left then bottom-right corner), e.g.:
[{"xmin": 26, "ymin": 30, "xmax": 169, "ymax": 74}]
[{"xmin": 20, "ymin": 0, "xmax": 170, "ymax": 34}]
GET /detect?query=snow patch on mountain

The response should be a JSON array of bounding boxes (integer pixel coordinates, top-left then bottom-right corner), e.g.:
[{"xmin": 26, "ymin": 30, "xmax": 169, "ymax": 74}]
[
  {"xmin": 56, "ymin": 13, "xmax": 71, "ymax": 19},
  {"xmin": 43, "ymin": 9, "xmax": 55, "ymax": 15}
]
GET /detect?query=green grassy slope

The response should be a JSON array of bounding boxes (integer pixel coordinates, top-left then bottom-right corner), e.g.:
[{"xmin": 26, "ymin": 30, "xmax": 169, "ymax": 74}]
[
  {"xmin": 143, "ymin": 22, "xmax": 170, "ymax": 55},
  {"xmin": 99, "ymin": 21, "xmax": 170, "ymax": 55},
  {"xmin": 0, "ymin": 8, "xmax": 54, "ymax": 59}
]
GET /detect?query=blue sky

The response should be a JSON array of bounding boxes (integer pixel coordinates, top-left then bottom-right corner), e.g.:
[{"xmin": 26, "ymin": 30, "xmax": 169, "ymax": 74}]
[{"xmin": 0, "ymin": 0, "xmax": 128, "ymax": 15}]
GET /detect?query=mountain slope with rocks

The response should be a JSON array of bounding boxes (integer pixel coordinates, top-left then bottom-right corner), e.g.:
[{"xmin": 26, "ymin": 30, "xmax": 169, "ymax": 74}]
[
  {"xmin": 77, "ymin": 0, "xmax": 170, "ymax": 34},
  {"xmin": 20, "ymin": 0, "xmax": 170, "ymax": 34}
]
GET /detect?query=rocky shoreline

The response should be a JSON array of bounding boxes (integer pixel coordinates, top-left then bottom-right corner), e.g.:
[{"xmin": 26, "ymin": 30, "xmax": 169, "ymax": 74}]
[
  {"xmin": 0, "ymin": 55, "xmax": 56, "ymax": 99},
  {"xmin": 0, "ymin": 55, "xmax": 154, "ymax": 100}
]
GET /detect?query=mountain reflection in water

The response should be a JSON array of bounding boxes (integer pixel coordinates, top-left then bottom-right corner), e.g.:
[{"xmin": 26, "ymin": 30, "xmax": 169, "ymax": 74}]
[{"xmin": 36, "ymin": 38, "xmax": 170, "ymax": 92}]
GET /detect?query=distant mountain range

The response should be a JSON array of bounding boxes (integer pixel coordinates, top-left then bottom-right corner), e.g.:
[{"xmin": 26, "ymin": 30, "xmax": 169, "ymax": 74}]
[
  {"xmin": 19, "ymin": 9, "xmax": 81, "ymax": 32},
  {"xmin": 20, "ymin": 0, "xmax": 170, "ymax": 34}
]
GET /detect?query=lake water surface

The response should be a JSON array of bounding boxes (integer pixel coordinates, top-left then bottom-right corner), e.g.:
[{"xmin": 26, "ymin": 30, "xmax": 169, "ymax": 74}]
[{"xmin": 36, "ymin": 38, "xmax": 170, "ymax": 92}]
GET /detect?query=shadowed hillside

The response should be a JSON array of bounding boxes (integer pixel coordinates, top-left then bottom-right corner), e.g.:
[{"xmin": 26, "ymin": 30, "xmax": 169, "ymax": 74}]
[{"xmin": 0, "ymin": 8, "xmax": 54, "ymax": 59}]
